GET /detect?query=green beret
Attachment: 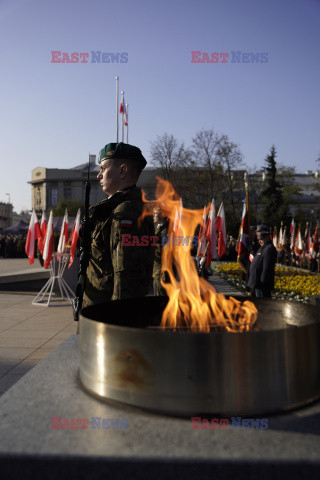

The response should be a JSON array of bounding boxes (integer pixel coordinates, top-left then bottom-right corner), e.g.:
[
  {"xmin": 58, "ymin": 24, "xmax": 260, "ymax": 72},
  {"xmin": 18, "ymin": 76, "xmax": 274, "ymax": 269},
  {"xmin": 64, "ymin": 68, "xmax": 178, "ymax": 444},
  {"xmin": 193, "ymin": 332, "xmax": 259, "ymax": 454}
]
[{"xmin": 98, "ymin": 142, "xmax": 147, "ymax": 168}]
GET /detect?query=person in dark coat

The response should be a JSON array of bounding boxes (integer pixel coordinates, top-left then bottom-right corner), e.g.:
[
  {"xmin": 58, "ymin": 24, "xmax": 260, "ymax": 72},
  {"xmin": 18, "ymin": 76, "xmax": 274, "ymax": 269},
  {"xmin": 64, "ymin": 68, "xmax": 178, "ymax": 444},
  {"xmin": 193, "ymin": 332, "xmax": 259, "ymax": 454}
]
[{"xmin": 247, "ymin": 225, "xmax": 277, "ymax": 298}]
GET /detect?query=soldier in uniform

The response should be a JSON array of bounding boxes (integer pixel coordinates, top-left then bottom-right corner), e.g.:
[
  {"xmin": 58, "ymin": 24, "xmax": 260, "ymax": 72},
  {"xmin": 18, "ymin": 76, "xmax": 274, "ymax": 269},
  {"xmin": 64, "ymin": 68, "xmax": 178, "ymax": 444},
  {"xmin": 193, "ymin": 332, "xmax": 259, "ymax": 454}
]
[
  {"xmin": 82, "ymin": 142, "xmax": 155, "ymax": 307},
  {"xmin": 247, "ymin": 224, "xmax": 277, "ymax": 298},
  {"xmin": 152, "ymin": 207, "xmax": 169, "ymax": 296}
]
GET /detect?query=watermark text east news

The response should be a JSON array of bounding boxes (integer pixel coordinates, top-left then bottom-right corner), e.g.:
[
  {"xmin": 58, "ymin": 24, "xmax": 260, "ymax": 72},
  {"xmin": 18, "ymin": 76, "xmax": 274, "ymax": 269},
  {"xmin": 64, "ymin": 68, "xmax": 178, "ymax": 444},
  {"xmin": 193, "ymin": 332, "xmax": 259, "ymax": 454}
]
[
  {"xmin": 121, "ymin": 234, "xmax": 199, "ymax": 247},
  {"xmin": 51, "ymin": 51, "xmax": 128, "ymax": 63},
  {"xmin": 191, "ymin": 417, "xmax": 269, "ymax": 429},
  {"xmin": 51, "ymin": 417, "xmax": 128, "ymax": 429},
  {"xmin": 191, "ymin": 51, "xmax": 268, "ymax": 63}
]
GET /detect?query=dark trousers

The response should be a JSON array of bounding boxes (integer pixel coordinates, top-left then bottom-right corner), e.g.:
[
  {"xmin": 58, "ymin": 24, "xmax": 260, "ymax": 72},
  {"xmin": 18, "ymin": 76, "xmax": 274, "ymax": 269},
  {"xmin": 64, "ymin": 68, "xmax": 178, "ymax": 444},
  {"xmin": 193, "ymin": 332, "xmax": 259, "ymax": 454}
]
[{"xmin": 255, "ymin": 288, "xmax": 272, "ymax": 298}]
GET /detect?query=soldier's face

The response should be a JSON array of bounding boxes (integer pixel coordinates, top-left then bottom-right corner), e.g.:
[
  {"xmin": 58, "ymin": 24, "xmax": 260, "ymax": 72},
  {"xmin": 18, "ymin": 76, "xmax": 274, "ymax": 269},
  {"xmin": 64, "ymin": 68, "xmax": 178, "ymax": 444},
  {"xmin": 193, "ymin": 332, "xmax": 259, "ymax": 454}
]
[{"xmin": 97, "ymin": 159, "xmax": 121, "ymax": 196}]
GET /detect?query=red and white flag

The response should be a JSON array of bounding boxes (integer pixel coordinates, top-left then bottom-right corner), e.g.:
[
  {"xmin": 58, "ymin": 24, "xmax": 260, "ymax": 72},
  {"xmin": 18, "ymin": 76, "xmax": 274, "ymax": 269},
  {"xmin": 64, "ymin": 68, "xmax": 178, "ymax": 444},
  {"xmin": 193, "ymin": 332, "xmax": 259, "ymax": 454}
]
[
  {"xmin": 289, "ymin": 218, "xmax": 295, "ymax": 250},
  {"xmin": 304, "ymin": 224, "xmax": 309, "ymax": 257},
  {"xmin": 294, "ymin": 228, "xmax": 303, "ymax": 256},
  {"xmin": 25, "ymin": 208, "xmax": 42, "ymax": 265},
  {"xmin": 281, "ymin": 227, "xmax": 287, "ymax": 248},
  {"xmin": 173, "ymin": 198, "xmax": 183, "ymax": 236},
  {"xmin": 310, "ymin": 226, "xmax": 319, "ymax": 259},
  {"xmin": 290, "ymin": 218, "xmax": 295, "ymax": 235},
  {"xmin": 215, "ymin": 202, "xmax": 227, "ymax": 258},
  {"xmin": 43, "ymin": 211, "xmax": 54, "ymax": 269},
  {"xmin": 238, "ymin": 201, "xmax": 249, "ymax": 260},
  {"xmin": 306, "ymin": 228, "xmax": 313, "ymax": 258},
  {"xmin": 205, "ymin": 199, "xmax": 217, "ymax": 266},
  {"xmin": 278, "ymin": 225, "xmax": 283, "ymax": 247},
  {"xmin": 57, "ymin": 209, "xmax": 69, "ymax": 255},
  {"xmin": 123, "ymin": 103, "xmax": 128, "ymax": 126},
  {"xmin": 120, "ymin": 93, "xmax": 128, "ymax": 125},
  {"xmin": 37, "ymin": 210, "xmax": 47, "ymax": 255},
  {"xmin": 68, "ymin": 209, "xmax": 81, "ymax": 268},
  {"xmin": 273, "ymin": 228, "xmax": 278, "ymax": 249},
  {"xmin": 196, "ymin": 205, "xmax": 207, "ymax": 258}
]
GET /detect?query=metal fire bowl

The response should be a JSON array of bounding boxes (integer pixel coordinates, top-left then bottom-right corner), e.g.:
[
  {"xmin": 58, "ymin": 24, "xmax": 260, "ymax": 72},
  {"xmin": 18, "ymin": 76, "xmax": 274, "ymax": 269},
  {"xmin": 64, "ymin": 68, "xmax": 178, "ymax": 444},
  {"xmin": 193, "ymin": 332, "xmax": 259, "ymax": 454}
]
[{"xmin": 79, "ymin": 296, "xmax": 320, "ymax": 416}]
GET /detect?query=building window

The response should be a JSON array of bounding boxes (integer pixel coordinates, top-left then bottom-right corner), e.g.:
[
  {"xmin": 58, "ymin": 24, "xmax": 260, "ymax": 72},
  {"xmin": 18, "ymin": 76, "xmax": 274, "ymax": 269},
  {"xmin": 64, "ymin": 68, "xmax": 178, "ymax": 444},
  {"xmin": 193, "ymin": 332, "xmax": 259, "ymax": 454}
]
[
  {"xmin": 51, "ymin": 189, "xmax": 58, "ymax": 207},
  {"xmin": 64, "ymin": 187, "xmax": 72, "ymax": 199}
]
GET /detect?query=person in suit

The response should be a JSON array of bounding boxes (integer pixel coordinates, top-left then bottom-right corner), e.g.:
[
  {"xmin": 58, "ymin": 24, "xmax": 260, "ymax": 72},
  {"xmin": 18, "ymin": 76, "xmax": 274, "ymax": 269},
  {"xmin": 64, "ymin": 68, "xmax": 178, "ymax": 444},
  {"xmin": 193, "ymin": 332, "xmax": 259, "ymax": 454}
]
[{"xmin": 247, "ymin": 224, "xmax": 277, "ymax": 298}]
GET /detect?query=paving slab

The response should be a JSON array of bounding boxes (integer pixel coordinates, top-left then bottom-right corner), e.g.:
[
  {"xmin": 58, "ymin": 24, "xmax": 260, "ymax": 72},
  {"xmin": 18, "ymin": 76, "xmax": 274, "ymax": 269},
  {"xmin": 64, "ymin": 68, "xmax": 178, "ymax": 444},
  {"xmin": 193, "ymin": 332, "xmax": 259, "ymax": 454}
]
[{"xmin": 0, "ymin": 287, "xmax": 77, "ymax": 395}]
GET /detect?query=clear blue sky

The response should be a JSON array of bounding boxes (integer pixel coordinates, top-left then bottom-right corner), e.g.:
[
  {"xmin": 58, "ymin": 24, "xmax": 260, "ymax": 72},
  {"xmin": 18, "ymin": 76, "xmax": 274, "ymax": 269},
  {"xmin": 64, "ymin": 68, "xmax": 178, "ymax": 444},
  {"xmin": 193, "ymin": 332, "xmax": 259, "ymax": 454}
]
[{"xmin": 1, "ymin": 0, "xmax": 319, "ymax": 213}]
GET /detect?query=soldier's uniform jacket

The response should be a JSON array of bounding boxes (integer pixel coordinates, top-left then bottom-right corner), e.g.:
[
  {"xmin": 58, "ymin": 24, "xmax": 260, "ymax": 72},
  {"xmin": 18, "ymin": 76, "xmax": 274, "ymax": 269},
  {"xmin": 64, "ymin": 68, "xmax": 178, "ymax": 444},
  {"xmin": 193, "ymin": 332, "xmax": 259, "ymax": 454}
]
[
  {"xmin": 83, "ymin": 186, "xmax": 155, "ymax": 307},
  {"xmin": 152, "ymin": 221, "xmax": 169, "ymax": 279},
  {"xmin": 247, "ymin": 240, "xmax": 277, "ymax": 293}
]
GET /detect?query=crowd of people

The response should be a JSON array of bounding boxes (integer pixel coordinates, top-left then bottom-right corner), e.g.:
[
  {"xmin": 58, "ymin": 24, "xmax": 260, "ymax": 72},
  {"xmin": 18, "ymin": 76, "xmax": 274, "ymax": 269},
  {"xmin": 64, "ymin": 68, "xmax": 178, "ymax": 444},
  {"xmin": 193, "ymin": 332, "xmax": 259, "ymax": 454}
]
[
  {"xmin": 0, "ymin": 234, "xmax": 27, "ymax": 258},
  {"xmin": 218, "ymin": 231, "xmax": 320, "ymax": 273}
]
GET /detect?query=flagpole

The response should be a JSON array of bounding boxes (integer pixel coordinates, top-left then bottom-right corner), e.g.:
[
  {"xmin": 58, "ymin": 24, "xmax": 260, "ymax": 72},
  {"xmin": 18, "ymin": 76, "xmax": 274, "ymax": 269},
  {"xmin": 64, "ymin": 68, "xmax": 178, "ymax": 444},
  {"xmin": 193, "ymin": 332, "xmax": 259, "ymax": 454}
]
[
  {"xmin": 126, "ymin": 103, "xmax": 128, "ymax": 143},
  {"xmin": 244, "ymin": 172, "xmax": 250, "ymax": 243},
  {"xmin": 116, "ymin": 76, "xmax": 119, "ymax": 142},
  {"xmin": 121, "ymin": 91, "xmax": 124, "ymax": 142}
]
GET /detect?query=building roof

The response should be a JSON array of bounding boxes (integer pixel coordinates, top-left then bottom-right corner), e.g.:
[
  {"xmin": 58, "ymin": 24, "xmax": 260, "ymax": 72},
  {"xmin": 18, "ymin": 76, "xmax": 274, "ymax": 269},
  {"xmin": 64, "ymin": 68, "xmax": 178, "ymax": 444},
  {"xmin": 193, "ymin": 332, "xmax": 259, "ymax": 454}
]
[{"xmin": 70, "ymin": 162, "xmax": 98, "ymax": 172}]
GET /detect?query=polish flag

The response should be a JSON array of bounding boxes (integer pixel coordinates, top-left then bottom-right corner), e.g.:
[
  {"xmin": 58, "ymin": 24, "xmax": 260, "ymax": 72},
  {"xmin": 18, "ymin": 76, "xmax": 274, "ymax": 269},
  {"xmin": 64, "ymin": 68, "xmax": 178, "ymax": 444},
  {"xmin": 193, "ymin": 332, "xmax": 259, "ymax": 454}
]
[
  {"xmin": 205, "ymin": 199, "xmax": 217, "ymax": 266},
  {"xmin": 294, "ymin": 228, "xmax": 303, "ymax": 256},
  {"xmin": 304, "ymin": 225, "xmax": 310, "ymax": 257},
  {"xmin": 290, "ymin": 223, "xmax": 295, "ymax": 251},
  {"xmin": 273, "ymin": 228, "xmax": 278, "ymax": 249},
  {"xmin": 57, "ymin": 209, "xmax": 69, "ymax": 255},
  {"xmin": 123, "ymin": 103, "xmax": 128, "ymax": 126},
  {"xmin": 290, "ymin": 218, "xmax": 295, "ymax": 235},
  {"xmin": 196, "ymin": 205, "xmax": 207, "ymax": 258},
  {"xmin": 119, "ymin": 100, "xmax": 124, "ymax": 114},
  {"xmin": 306, "ymin": 228, "xmax": 313, "ymax": 258},
  {"xmin": 68, "ymin": 209, "xmax": 81, "ymax": 268},
  {"xmin": 278, "ymin": 225, "xmax": 283, "ymax": 247},
  {"xmin": 290, "ymin": 218, "xmax": 295, "ymax": 250},
  {"xmin": 238, "ymin": 201, "xmax": 249, "ymax": 261},
  {"xmin": 173, "ymin": 198, "xmax": 183, "ymax": 236},
  {"xmin": 215, "ymin": 202, "xmax": 227, "ymax": 258},
  {"xmin": 281, "ymin": 227, "xmax": 287, "ymax": 248},
  {"xmin": 37, "ymin": 210, "xmax": 47, "ymax": 255},
  {"xmin": 43, "ymin": 211, "xmax": 54, "ymax": 269},
  {"xmin": 310, "ymin": 226, "xmax": 319, "ymax": 259},
  {"xmin": 25, "ymin": 209, "xmax": 42, "ymax": 265}
]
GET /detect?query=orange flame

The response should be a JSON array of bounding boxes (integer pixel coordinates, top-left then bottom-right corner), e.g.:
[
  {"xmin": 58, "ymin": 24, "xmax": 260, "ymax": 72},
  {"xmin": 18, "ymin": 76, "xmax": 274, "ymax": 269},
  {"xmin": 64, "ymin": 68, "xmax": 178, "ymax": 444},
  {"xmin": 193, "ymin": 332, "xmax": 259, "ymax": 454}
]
[{"xmin": 142, "ymin": 178, "xmax": 258, "ymax": 332}]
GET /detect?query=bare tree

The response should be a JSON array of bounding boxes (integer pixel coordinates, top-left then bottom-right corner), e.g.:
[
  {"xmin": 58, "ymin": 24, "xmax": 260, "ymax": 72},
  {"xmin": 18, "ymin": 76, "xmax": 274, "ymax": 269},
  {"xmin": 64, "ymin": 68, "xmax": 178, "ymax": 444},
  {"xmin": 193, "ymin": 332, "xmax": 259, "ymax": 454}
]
[
  {"xmin": 216, "ymin": 134, "xmax": 245, "ymax": 221},
  {"xmin": 191, "ymin": 128, "xmax": 221, "ymax": 202},
  {"xmin": 150, "ymin": 133, "xmax": 191, "ymax": 190}
]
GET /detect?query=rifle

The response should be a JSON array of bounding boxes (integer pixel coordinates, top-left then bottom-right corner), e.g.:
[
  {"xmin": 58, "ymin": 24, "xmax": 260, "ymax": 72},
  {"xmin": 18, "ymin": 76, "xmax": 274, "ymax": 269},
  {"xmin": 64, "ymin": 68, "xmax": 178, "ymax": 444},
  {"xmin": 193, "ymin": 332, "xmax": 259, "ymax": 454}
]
[{"xmin": 72, "ymin": 154, "xmax": 92, "ymax": 321}]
